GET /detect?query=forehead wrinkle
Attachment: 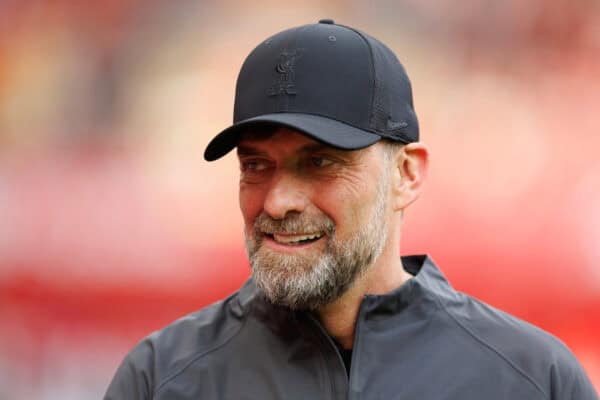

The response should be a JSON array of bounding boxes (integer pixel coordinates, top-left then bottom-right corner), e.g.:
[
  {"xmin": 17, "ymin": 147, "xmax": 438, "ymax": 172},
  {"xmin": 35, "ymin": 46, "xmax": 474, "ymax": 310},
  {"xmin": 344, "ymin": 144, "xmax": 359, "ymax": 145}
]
[
  {"xmin": 237, "ymin": 139, "xmax": 332, "ymax": 158},
  {"xmin": 237, "ymin": 130, "xmax": 367, "ymax": 163},
  {"xmin": 296, "ymin": 143, "xmax": 337, "ymax": 154}
]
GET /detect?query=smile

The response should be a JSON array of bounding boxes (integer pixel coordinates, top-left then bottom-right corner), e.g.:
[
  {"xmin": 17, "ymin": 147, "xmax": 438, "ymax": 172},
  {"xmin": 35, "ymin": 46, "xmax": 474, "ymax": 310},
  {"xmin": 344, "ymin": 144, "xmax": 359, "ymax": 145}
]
[{"xmin": 264, "ymin": 232, "xmax": 324, "ymax": 245}]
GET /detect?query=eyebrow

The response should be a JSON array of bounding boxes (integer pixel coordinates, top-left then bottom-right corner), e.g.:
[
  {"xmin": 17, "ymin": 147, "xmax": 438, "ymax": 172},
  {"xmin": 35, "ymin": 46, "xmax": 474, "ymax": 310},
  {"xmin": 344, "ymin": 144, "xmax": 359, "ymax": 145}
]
[{"xmin": 237, "ymin": 145, "xmax": 270, "ymax": 157}]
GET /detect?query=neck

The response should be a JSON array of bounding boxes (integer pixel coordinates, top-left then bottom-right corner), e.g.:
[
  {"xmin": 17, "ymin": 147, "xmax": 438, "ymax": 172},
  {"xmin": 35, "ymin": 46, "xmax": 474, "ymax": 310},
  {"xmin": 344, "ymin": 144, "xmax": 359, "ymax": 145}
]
[{"xmin": 316, "ymin": 237, "xmax": 412, "ymax": 349}]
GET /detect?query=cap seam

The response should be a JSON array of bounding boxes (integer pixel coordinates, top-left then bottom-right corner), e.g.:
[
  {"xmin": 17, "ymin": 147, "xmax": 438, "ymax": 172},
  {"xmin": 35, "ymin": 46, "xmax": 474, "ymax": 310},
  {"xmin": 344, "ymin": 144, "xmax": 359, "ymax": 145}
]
[
  {"xmin": 337, "ymin": 24, "xmax": 376, "ymax": 129},
  {"xmin": 244, "ymin": 111, "xmax": 382, "ymax": 137},
  {"xmin": 251, "ymin": 111, "xmax": 411, "ymax": 143}
]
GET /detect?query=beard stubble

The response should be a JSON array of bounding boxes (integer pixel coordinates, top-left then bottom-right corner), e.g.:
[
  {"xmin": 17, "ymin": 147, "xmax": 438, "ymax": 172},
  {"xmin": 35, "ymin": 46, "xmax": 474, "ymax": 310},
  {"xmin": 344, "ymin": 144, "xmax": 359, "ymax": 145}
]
[{"xmin": 244, "ymin": 170, "xmax": 390, "ymax": 310}]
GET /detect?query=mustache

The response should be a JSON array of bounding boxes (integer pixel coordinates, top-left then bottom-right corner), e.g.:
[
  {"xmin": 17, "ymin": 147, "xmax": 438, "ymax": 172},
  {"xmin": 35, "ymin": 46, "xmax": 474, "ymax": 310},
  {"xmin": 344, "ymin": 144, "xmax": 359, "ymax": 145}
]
[{"xmin": 253, "ymin": 212, "xmax": 335, "ymax": 236}]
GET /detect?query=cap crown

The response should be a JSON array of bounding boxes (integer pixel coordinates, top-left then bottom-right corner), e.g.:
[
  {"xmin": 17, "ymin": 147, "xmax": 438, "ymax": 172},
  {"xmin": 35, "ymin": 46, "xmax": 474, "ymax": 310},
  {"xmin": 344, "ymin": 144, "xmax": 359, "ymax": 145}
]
[{"xmin": 233, "ymin": 21, "xmax": 418, "ymax": 143}]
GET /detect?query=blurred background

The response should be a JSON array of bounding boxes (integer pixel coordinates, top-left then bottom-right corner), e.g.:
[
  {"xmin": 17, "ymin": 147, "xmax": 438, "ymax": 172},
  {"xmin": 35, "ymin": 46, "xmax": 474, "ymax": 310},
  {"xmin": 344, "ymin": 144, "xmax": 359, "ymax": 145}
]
[{"xmin": 1, "ymin": 0, "xmax": 599, "ymax": 398}]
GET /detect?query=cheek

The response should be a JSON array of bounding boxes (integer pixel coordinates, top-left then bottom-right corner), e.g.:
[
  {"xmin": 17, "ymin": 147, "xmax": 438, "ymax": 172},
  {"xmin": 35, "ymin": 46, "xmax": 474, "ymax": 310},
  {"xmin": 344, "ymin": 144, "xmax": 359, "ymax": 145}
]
[
  {"xmin": 310, "ymin": 184, "xmax": 359, "ymax": 227},
  {"xmin": 313, "ymin": 177, "xmax": 378, "ymax": 228},
  {"xmin": 239, "ymin": 184, "xmax": 265, "ymax": 226}
]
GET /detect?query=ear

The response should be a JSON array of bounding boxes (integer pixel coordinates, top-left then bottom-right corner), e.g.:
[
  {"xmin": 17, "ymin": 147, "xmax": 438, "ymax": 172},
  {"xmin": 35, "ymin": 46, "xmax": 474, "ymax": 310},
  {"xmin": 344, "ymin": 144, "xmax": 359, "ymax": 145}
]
[{"xmin": 390, "ymin": 142, "xmax": 429, "ymax": 212}]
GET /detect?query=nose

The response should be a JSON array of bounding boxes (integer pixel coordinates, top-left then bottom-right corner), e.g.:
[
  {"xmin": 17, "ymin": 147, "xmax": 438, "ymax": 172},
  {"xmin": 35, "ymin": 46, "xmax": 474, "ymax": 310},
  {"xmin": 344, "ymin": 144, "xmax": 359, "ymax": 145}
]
[{"xmin": 263, "ymin": 172, "xmax": 309, "ymax": 220}]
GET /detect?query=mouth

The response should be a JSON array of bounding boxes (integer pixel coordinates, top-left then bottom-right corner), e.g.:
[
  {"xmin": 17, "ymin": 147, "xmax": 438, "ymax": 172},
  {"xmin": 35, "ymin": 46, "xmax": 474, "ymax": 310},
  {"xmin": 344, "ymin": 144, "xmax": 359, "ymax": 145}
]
[{"xmin": 263, "ymin": 232, "xmax": 324, "ymax": 246}]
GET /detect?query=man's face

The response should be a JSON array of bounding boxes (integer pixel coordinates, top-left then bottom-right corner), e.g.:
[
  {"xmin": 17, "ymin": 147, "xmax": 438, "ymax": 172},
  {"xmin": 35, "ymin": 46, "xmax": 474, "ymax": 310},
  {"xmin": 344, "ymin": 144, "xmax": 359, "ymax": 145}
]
[{"xmin": 238, "ymin": 128, "xmax": 391, "ymax": 310}]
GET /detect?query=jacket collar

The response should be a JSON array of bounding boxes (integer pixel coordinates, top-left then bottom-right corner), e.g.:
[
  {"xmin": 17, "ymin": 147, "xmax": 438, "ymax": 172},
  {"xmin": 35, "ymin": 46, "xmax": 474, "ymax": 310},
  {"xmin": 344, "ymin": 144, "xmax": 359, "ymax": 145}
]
[
  {"xmin": 235, "ymin": 254, "xmax": 455, "ymax": 315},
  {"xmin": 359, "ymin": 254, "xmax": 456, "ymax": 317}
]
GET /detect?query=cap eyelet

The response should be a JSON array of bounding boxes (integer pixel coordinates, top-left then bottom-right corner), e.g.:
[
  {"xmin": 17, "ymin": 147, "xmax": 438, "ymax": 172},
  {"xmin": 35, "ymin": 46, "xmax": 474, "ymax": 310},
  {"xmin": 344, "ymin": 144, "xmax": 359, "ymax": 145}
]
[{"xmin": 328, "ymin": 35, "xmax": 337, "ymax": 42}]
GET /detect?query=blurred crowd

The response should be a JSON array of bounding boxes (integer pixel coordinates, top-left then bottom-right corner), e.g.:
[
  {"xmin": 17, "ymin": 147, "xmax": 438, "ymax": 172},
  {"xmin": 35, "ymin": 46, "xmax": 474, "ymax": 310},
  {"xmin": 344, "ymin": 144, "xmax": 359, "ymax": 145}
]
[{"xmin": 1, "ymin": 1, "xmax": 599, "ymax": 398}]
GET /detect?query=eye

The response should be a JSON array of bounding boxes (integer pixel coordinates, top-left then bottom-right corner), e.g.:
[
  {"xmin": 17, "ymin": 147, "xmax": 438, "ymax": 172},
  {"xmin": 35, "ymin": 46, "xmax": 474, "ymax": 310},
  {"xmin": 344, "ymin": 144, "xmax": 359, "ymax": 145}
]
[
  {"xmin": 240, "ymin": 159, "xmax": 269, "ymax": 172},
  {"xmin": 310, "ymin": 156, "xmax": 334, "ymax": 168}
]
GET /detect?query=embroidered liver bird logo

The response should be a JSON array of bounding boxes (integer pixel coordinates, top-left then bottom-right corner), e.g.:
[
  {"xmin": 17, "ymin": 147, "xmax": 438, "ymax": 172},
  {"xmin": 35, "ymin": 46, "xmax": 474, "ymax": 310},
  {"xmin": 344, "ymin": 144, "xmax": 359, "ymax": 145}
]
[{"xmin": 268, "ymin": 49, "xmax": 302, "ymax": 96}]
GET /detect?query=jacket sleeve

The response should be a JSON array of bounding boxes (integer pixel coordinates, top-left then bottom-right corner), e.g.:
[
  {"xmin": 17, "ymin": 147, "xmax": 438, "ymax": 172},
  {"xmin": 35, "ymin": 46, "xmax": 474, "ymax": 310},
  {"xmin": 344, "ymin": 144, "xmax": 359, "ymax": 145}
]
[
  {"xmin": 550, "ymin": 351, "xmax": 599, "ymax": 400},
  {"xmin": 104, "ymin": 339, "xmax": 155, "ymax": 400}
]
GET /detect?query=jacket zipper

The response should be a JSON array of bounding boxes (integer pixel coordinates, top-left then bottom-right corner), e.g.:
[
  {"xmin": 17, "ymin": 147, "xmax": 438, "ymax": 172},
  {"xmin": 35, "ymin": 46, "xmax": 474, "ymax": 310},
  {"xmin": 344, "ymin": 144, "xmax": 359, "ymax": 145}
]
[
  {"xmin": 305, "ymin": 312, "xmax": 350, "ymax": 399},
  {"xmin": 348, "ymin": 298, "xmax": 370, "ymax": 400}
]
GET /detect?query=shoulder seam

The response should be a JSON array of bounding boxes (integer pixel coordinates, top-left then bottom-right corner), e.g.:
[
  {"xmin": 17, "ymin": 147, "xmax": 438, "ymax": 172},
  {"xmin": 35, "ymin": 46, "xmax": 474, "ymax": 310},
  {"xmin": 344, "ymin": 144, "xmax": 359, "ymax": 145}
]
[
  {"xmin": 152, "ymin": 295, "xmax": 255, "ymax": 397},
  {"xmin": 433, "ymin": 292, "xmax": 549, "ymax": 399}
]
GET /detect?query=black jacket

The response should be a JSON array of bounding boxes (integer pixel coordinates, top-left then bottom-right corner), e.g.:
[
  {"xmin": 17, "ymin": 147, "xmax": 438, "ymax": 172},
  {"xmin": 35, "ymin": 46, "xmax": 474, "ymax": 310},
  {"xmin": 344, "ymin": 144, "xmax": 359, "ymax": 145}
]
[{"xmin": 104, "ymin": 255, "xmax": 598, "ymax": 399}]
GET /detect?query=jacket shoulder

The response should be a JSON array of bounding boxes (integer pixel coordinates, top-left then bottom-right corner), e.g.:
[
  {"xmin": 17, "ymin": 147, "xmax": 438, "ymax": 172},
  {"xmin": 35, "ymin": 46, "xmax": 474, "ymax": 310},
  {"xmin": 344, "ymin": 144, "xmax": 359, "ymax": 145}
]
[
  {"xmin": 441, "ymin": 291, "xmax": 598, "ymax": 399},
  {"xmin": 104, "ymin": 282, "xmax": 255, "ymax": 400}
]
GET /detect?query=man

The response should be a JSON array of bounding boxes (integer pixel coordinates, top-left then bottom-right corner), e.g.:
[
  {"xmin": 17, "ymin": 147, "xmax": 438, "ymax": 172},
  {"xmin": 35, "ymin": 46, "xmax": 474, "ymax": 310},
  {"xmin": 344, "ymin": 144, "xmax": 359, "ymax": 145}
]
[{"xmin": 105, "ymin": 20, "xmax": 598, "ymax": 399}]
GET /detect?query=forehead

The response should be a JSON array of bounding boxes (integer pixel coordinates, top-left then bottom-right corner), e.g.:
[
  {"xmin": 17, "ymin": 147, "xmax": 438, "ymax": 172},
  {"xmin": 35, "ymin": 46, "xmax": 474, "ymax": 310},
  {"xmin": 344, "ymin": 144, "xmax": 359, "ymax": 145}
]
[{"xmin": 237, "ymin": 127, "xmax": 340, "ymax": 156}]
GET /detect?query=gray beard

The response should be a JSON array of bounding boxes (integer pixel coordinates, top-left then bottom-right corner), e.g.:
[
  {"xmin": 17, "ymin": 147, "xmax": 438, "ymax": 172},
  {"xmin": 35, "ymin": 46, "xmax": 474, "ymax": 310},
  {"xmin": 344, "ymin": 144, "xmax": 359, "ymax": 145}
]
[{"xmin": 244, "ymin": 174, "xmax": 389, "ymax": 310}]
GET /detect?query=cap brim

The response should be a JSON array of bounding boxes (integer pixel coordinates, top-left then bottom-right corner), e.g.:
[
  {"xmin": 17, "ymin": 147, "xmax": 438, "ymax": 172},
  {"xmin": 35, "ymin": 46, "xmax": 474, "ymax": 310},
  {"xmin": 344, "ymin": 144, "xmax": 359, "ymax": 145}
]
[{"xmin": 204, "ymin": 113, "xmax": 381, "ymax": 161}]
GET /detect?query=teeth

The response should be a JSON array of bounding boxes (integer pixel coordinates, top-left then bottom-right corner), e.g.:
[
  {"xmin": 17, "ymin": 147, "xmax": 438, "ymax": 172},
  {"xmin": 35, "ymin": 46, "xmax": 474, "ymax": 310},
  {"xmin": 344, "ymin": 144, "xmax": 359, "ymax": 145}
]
[{"xmin": 272, "ymin": 233, "xmax": 322, "ymax": 244}]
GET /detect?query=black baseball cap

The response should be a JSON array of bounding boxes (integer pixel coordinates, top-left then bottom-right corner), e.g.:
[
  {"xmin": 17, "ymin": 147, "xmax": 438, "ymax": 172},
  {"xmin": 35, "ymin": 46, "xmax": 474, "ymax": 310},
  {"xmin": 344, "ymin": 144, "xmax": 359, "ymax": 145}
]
[{"xmin": 204, "ymin": 19, "xmax": 419, "ymax": 161}]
